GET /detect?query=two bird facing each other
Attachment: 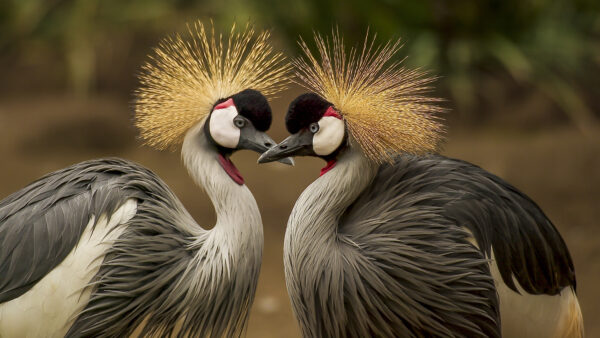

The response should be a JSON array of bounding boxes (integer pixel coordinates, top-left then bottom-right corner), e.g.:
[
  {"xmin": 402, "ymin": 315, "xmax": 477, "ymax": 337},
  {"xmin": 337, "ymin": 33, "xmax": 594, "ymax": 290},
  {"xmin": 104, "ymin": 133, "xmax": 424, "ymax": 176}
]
[
  {"xmin": 0, "ymin": 21, "xmax": 582, "ymax": 338},
  {"xmin": 259, "ymin": 32, "xmax": 583, "ymax": 337}
]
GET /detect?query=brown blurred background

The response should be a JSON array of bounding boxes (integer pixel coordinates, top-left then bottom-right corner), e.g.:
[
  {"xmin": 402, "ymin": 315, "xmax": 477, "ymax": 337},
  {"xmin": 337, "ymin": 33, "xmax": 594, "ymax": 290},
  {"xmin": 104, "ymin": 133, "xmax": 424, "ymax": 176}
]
[{"xmin": 0, "ymin": 0, "xmax": 598, "ymax": 336}]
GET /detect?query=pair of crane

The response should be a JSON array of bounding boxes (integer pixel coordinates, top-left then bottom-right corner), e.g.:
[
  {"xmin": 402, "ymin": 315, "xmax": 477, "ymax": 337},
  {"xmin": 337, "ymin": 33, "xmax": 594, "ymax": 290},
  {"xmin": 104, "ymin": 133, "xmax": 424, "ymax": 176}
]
[{"xmin": 0, "ymin": 21, "xmax": 582, "ymax": 337}]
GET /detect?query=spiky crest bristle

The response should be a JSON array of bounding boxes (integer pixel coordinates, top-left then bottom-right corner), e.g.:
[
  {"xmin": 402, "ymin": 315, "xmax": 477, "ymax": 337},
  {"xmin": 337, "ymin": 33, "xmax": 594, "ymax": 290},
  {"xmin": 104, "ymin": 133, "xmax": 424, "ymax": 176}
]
[
  {"xmin": 135, "ymin": 21, "xmax": 291, "ymax": 150},
  {"xmin": 293, "ymin": 29, "xmax": 445, "ymax": 163}
]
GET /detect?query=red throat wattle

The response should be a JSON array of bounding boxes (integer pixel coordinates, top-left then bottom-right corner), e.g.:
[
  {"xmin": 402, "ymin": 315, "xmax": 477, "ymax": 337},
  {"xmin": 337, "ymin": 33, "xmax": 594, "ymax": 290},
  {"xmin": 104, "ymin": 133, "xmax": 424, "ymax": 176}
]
[
  {"xmin": 218, "ymin": 154, "xmax": 244, "ymax": 185},
  {"xmin": 320, "ymin": 159, "xmax": 337, "ymax": 176}
]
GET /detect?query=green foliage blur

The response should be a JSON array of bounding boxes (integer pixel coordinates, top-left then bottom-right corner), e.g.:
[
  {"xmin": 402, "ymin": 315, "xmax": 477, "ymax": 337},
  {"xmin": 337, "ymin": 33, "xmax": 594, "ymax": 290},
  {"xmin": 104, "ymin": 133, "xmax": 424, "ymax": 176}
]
[{"xmin": 0, "ymin": 0, "xmax": 598, "ymax": 130}]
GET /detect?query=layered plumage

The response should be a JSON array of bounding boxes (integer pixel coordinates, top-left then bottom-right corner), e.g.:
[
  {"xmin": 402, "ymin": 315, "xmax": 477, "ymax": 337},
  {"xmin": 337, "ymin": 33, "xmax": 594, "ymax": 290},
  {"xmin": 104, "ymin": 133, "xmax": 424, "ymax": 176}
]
[
  {"xmin": 0, "ymin": 158, "xmax": 260, "ymax": 337},
  {"xmin": 0, "ymin": 21, "xmax": 289, "ymax": 337},
  {"xmin": 283, "ymin": 149, "xmax": 500, "ymax": 337},
  {"xmin": 260, "ymin": 30, "xmax": 582, "ymax": 337}
]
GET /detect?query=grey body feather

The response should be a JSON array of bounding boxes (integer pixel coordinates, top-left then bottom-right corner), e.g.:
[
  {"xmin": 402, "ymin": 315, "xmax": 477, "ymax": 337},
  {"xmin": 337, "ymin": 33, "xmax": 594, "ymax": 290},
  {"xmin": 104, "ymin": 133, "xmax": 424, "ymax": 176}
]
[
  {"xmin": 425, "ymin": 156, "xmax": 575, "ymax": 295},
  {"xmin": 1, "ymin": 153, "xmax": 262, "ymax": 337},
  {"xmin": 0, "ymin": 159, "xmax": 143, "ymax": 304},
  {"xmin": 287, "ymin": 149, "xmax": 576, "ymax": 337},
  {"xmin": 286, "ymin": 149, "xmax": 500, "ymax": 337}
]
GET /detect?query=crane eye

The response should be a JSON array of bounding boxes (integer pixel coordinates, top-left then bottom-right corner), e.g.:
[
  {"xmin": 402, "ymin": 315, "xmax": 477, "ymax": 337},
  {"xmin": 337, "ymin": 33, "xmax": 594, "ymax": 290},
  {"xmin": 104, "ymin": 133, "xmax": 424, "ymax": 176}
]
[
  {"xmin": 309, "ymin": 123, "xmax": 320, "ymax": 133},
  {"xmin": 234, "ymin": 116, "xmax": 246, "ymax": 128}
]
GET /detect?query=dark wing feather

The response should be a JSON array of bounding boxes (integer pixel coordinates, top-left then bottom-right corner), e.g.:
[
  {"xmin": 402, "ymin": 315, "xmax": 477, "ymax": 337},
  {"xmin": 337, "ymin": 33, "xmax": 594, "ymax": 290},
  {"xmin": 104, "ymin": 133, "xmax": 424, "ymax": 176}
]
[
  {"xmin": 333, "ymin": 152, "xmax": 575, "ymax": 336},
  {"xmin": 0, "ymin": 158, "xmax": 145, "ymax": 303},
  {"xmin": 392, "ymin": 155, "xmax": 575, "ymax": 295},
  {"xmin": 337, "ymin": 159, "xmax": 501, "ymax": 337},
  {"xmin": 426, "ymin": 155, "xmax": 576, "ymax": 295}
]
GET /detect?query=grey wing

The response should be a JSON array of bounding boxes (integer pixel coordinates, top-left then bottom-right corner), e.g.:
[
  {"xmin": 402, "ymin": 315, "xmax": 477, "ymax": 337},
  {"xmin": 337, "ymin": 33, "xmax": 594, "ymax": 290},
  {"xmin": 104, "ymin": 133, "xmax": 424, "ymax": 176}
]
[
  {"xmin": 338, "ymin": 160, "xmax": 500, "ymax": 337},
  {"xmin": 0, "ymin": 158, "xmax": 144, "ymax": 303},
  {"xmin": 426, "ymin": 155, "xmax": 576, "ymax": 295}
]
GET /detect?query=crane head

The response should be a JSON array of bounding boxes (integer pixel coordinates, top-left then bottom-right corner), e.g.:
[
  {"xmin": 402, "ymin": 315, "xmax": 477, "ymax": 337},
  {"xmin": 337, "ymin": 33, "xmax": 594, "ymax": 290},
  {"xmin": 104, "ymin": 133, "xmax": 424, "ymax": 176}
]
[
  {"xmin": 206, "ymin": 89, "xmax": 272, "ymax": 152},
  {"xmin": 258, "ymin": 93, "xmax": 345, "ymax": 175},
  {"xmin": 134, "ymin": 21, "xmax": 290, "ymax": 151},
  {"xmin": 203, "ymin": 88, "xmax": 293, "ymax": 184},
  {"xmin": 260, "ymin": 30, "xmax": 445, "ymax": 169},
  {"xmin": 208, "ymin": 88, "xmax": 292, "ymax": 152},
  {"xmin": 133, "ymin": 21, "xmax": 292, "ymax": 184}
]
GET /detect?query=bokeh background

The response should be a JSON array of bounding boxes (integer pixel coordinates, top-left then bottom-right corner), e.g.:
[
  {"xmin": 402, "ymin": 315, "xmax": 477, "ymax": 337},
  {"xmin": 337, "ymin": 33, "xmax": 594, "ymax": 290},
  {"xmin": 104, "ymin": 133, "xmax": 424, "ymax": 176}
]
[{"xmin": 0, "ymin": 0, "xmax": 598, "ymax": 336}]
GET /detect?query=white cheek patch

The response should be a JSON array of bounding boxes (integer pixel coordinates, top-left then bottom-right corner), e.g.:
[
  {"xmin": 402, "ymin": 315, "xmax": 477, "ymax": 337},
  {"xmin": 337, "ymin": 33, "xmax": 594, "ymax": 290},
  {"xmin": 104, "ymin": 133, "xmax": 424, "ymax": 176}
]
[
  {"xmin": 313, "ymin": 116, "xmax": 345, "ymax": 156},
  {"xmin": 209, "ymin": 105, "xmax": 241, "ymax": 149}
]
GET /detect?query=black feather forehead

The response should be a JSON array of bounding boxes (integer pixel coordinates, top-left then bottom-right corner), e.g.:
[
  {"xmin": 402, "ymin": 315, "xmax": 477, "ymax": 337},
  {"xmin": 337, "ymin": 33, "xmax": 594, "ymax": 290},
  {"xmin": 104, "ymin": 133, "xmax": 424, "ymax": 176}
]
[
  {"xmin": 231, "ymin": 89, "xmax": 272, "ymax": 132},
  {"xmin": 285, "ymin": 93, "xmax": 333, "ymax": 133}
]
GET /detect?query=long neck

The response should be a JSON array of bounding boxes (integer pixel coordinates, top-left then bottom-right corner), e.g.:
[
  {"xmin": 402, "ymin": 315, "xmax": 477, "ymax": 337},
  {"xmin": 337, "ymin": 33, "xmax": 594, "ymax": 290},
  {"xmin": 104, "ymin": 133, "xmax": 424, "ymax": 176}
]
[
  {"xmin": 287, "ymin": 147, "xmax": 377, "ymax": 244},
  {"xmin": 284, "ymin": 147, "xmax": 376, "ymax": 337},
  {"xmin": 181, "ymin": 122, "xmax": 263, "ymax": 267}
]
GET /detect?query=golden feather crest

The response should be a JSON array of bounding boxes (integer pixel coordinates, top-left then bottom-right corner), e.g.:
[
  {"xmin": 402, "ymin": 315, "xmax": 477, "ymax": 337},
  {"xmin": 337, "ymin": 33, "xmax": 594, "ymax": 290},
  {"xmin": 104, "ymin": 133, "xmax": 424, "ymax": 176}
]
[
  {"xmin": 293, "ymin": 30, "xmax": 445, "ymax": 163},
  {"xmin": 135, "ymin": 21, "xmax": 291, "ymax": 150}
]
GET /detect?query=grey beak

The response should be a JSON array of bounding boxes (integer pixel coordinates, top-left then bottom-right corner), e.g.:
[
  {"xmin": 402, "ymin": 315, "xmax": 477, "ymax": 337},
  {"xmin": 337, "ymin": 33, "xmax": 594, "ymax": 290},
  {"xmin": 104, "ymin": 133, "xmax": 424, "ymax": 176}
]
[
  {"xmin": 237, "ymin": 126, "xmax": 294, "ymax": 165},
  {"xmin": 258, "ymin": 130, "xmax": 315, "ymax": 164}
]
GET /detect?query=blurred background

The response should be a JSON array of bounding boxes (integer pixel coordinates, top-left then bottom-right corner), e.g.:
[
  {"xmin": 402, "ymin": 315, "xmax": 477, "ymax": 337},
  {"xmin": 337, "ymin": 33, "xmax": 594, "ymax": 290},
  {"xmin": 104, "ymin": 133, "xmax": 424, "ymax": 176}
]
[{"xmin": 0, "ymin": 0, "xmax": 598, "ymax": 336}]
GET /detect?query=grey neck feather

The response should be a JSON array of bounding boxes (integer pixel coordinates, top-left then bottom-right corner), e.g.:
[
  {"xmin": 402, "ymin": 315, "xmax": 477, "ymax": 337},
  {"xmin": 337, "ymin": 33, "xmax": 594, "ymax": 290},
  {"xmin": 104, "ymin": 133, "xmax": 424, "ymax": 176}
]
[
  {"xmin": 180, "ymin": 120, "xmax": 263, "ymax": 325},
  {"xmin": 286, "ymin": 147, "xmax": 376, "ymax": 244},
  {"xmin": 284, "ymin": 147, "xmax": 376, "ymax": 336},
  {"xmin": 182, "ymin": 120, "xmax": 263, "ymax": 250}
]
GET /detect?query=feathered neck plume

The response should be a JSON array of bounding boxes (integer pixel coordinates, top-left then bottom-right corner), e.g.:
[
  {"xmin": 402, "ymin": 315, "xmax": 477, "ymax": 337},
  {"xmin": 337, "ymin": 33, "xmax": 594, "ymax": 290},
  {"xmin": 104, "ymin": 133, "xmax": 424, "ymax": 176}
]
[
  {"xmin": 294, "ymin": 29, "xmax": 444, "ymax": 163},
  {"xmin": 135, "ymin": 21, "xmax": 290, "ymax": 150}
]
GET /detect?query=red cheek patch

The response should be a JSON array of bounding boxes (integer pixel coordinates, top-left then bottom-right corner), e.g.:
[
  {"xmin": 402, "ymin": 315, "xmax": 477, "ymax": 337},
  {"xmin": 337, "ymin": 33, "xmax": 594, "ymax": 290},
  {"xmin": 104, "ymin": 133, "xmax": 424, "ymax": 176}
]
[
  {"xmin": 214, "ymin": 98, "xmax": 235, "ymax": 110},
  {"xmin": 323, "ymin": 106, "xmax": 342, "ymax": 119}
]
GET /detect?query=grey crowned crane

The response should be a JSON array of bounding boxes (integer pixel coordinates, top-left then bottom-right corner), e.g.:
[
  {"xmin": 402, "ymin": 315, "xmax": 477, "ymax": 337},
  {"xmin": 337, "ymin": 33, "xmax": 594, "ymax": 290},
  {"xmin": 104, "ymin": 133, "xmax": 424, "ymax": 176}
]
[
  {"xmin": 259, "ymin": 32, "xmax": 583, "ymax": 337},
  {"xmin": 0, "ymin": 22, "xmax": 291, "ymax": 337}
]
